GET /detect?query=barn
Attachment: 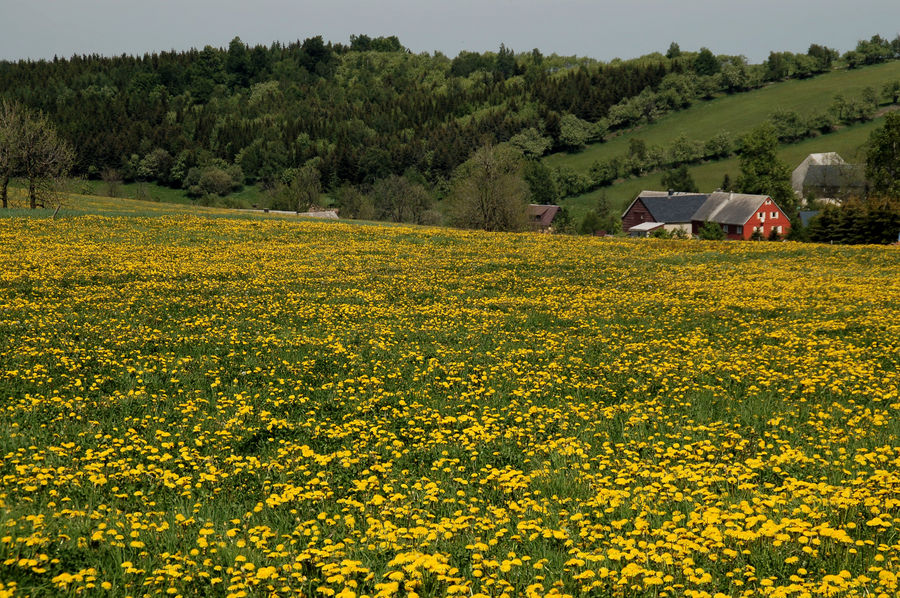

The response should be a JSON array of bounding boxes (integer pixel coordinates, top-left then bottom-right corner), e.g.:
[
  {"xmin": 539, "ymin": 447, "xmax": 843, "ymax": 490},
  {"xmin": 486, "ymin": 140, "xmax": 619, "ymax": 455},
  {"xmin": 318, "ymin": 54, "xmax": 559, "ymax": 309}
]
[{"xmin": 621, "ymin": 190, "xmax": 708, "ymax": 235}]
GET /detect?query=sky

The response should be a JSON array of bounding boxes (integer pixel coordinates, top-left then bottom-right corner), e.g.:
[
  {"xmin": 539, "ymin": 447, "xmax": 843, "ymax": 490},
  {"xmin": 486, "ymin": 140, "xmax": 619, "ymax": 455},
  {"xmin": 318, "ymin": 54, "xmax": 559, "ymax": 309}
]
[{"xmin": 2, "ymin": 0, "xmax": 899, "ymax": 64}]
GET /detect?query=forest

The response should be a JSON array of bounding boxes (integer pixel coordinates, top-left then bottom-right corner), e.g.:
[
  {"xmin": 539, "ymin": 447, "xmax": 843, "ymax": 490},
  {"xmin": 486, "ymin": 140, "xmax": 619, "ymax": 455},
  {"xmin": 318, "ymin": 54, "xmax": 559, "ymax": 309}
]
[{"xmin": 3, "ymin": 36, "xmax": 897, "ymax": 196}]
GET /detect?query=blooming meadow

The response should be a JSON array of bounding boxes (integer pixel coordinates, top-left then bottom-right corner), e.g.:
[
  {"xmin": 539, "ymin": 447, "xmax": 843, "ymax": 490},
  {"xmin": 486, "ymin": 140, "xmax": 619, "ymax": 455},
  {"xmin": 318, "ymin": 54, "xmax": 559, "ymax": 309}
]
[{"xmin": 0, "ymin": 215, "xmax": 898, "ymax": 598}]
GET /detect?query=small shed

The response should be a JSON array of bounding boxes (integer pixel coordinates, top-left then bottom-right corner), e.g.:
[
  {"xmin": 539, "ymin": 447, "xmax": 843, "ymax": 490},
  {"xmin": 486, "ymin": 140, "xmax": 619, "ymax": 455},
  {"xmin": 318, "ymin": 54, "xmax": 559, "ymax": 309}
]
[
  {"xmin": 628, "ymin": 221, "xmax": 666, "ymax": 237},
  {"xmin": 528, "ymin": 204, "xmax": 561, "ymax": 232}
]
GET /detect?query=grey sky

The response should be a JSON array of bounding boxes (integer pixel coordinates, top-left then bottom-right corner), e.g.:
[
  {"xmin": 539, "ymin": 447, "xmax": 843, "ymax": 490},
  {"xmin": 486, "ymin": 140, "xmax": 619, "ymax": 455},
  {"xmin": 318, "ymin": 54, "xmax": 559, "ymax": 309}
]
[{"xmin": 2, "ymin": 0, "xmax": 899, "ymax": 63}]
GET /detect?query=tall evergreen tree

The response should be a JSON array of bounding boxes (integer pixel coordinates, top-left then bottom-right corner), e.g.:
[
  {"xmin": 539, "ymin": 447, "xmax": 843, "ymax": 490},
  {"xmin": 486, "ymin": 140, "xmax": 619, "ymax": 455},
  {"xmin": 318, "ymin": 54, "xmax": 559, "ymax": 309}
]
[
  {"xmin": 660, "ymin": 164, "xmax": 699, "ymax": 192},
  {"xmin": 694, "ymin": 48, "xmax": 720, "ymax": 76}
]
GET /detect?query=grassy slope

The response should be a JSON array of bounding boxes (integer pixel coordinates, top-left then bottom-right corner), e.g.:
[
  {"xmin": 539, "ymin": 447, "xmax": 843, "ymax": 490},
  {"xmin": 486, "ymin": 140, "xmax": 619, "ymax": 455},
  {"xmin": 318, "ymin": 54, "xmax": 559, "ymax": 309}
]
[{"xmin": 544, "ymin": 61, "xmax": 900, "ymax": 175}]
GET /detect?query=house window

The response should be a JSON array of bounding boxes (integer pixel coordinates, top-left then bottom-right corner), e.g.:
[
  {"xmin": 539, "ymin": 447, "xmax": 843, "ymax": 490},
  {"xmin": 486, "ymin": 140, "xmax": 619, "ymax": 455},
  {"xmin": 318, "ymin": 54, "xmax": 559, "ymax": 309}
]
[
  {"xmin": 723, "ymin": 224, "xmax": 729, "ymax": 233},
  {"xmin": 765, "ymin": 199, "xmax": 772, "ymax": 205},
  {"xmin": 771, "ymin": 211, "xmax": 778, "ymax": 218},
  {"xmin": 758, "ymin": 212, "xmax": 764, "ymax": 220},
  {"xmin": 736, "ymin": 225, "xmax": 743, "ymax": 234}
]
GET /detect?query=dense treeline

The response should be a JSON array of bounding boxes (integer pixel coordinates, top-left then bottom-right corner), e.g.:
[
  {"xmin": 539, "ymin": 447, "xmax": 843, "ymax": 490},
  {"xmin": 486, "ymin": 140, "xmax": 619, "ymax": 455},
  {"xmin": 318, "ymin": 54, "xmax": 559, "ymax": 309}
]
[
  {"xmin": 0, "ymin": 35, "xmax": 676, "ymax": 193},
  {"xmin": 4, "ymin": 34, "xmax": 896, "ymax": 203}
]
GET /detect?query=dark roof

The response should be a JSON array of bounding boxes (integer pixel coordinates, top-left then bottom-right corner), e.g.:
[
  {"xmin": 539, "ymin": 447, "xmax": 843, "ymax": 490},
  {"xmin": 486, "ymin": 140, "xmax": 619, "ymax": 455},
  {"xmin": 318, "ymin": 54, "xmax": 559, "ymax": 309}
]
[
  {"xmin": 692, "ymin": 192, "xmax": 770, "ymax": 225},
  {"xmin": 801, "ymin": 165, "xmax": 865, "ymax": 189},
  {"xmin": 638, "ymin": 193, "xmax": 708, "ymax": 223},
  {"xmin": 528, "ymin": 204, "xmax": 561, "ymax": 228}
]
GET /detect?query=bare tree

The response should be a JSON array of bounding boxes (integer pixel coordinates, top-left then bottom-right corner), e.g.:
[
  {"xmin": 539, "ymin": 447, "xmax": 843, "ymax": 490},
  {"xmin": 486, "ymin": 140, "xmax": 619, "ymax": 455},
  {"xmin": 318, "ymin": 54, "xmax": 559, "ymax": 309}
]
[
  {"xmin": 18, "ymin": 111, "xmax": 74, "ymax": 209},
  {"xmin": 0, "ymin": 101, "xmax": 26, "ymax": 208},
  {"xmin": 372, "ymin": 175, "xmax": 432, "ymax": 223}
]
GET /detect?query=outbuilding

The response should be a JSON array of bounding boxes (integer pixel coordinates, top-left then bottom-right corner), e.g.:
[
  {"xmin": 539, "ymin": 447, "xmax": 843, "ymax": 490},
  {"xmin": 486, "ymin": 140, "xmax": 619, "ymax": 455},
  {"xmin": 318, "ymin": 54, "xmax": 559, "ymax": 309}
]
[
  {"xmin": 528, "ymin": 204, "xmax": 561, "ymax": 232},
  {"xmin": 627, "ymin": 221, "xmax": 666, "ymax": 237},
  {"xmin": 791, "ymin": 153, "xmax": 864, "ymax": 199}
]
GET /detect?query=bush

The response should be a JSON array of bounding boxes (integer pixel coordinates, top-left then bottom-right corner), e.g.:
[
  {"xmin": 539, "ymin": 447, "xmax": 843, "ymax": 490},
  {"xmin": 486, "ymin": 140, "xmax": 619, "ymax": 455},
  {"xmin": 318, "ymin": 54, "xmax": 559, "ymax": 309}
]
[
  {"xmin": 579, "ymin": 211, "xmax": 601, "ymax": 235},
  {"xmin": 553, "ymin": 167, "xmax": 591, "ymax": 198},
  {"xmin": 198, "ymin": 167, "xmax": 234, "ymax": 196},
  {"xmin": 698, "ymin": 220, "xmax": 726, "ymax": 240},
  {"xmin": 588, "ymin": 158, "xmax": 620, "ymax": 187},
  {"xmin": 186, "ymin": 165, "xmax": 242, "ymax": 197}
]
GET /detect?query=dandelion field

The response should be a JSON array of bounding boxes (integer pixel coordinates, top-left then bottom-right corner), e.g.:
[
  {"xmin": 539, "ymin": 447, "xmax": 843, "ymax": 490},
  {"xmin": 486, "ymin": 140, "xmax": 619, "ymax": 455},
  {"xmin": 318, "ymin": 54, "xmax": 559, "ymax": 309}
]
[{"xmin": 1, "ymin": 215, "xmax": 899, "ymax": 598}]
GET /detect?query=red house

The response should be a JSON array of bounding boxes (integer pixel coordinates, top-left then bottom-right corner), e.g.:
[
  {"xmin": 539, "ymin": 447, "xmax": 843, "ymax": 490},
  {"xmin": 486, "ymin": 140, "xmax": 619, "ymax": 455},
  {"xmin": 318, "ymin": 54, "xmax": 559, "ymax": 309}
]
[{"xmin": 691, "ymin": 192, "xmax": 791, "ymax": 240}]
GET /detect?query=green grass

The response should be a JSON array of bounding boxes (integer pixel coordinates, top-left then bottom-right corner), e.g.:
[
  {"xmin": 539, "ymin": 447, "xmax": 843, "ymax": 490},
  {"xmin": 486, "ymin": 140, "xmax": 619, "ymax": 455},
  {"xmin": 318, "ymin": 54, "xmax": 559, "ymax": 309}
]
[
  {"xmin": 5, "ymin": 179, "xmax": 341, "ymax": 216},
  {"xmin": 74, "ymin": 179, "xmax": 197, "ymax": 204},
  {"xmin": 0, "ymin": 188, "xmax": 344, "ymax": 222},
  {"xmin": 561, "ymin": 113, "xmax": 887, "ymax": 221},
  {"xmin": 544, "ymin": 61, "xmax": 900, "ymax": 176},
  {"xmin": 72, "ymin": 179, "xmax": 277, "ymax": 207}
]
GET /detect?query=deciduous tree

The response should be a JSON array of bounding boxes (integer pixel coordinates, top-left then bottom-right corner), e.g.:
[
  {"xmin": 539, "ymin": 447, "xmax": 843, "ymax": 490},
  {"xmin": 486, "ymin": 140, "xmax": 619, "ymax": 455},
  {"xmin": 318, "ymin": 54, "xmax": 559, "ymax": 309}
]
[
  {"xmin": 694, "ymin": 48, "xmax": 720, "ymax": 76},
  {"xmin": 660, "ymin": 165, "xmax": 699, "ymax": 192},
  {"xmin": 866, "ymin": 112, "xmax": 900, "ymax": 198},
  {"xmin": 16, "ymin": 108, "xmax": 74, "ymax": 209},
  {"xmin": 372, "ymin": 174, "xmax": 431, "ymax": 223},
  {"xmin": 736, "ymin": 123, "xmax": 795, "ymax": 217},
  {"xmin": 278, "ymin": 160, "xmax": 322, "ymax": 213},
  {"xmin": 447, "ymin": 144, "xmax": 529, "ymax": 232},
  {"xmin": 0, "ymin": 101, "xmax": 26, "ymax": 208}
]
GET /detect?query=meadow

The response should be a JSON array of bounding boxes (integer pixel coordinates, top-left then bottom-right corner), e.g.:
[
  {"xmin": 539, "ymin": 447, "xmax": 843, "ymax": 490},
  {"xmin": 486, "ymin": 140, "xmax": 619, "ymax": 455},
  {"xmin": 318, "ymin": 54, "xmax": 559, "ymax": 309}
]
[{"xmin": 0, "ymin": 211, "xmax": 899, "ymax": 598}]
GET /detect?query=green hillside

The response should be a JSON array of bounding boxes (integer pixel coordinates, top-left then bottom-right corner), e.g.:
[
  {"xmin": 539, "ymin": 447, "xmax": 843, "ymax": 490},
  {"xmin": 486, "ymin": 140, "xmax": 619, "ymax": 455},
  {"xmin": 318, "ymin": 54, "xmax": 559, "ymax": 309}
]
[
  {"xmin": 545, "ymin": 62, "xmax": 900, "ymax": 220},
  {"xmin": 545, "ymin": 61, "xmax": 900, "ymax": 174},
  {"xmin": 562, "ymin": 118, "xmax": 885, "ymax": 219}
]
